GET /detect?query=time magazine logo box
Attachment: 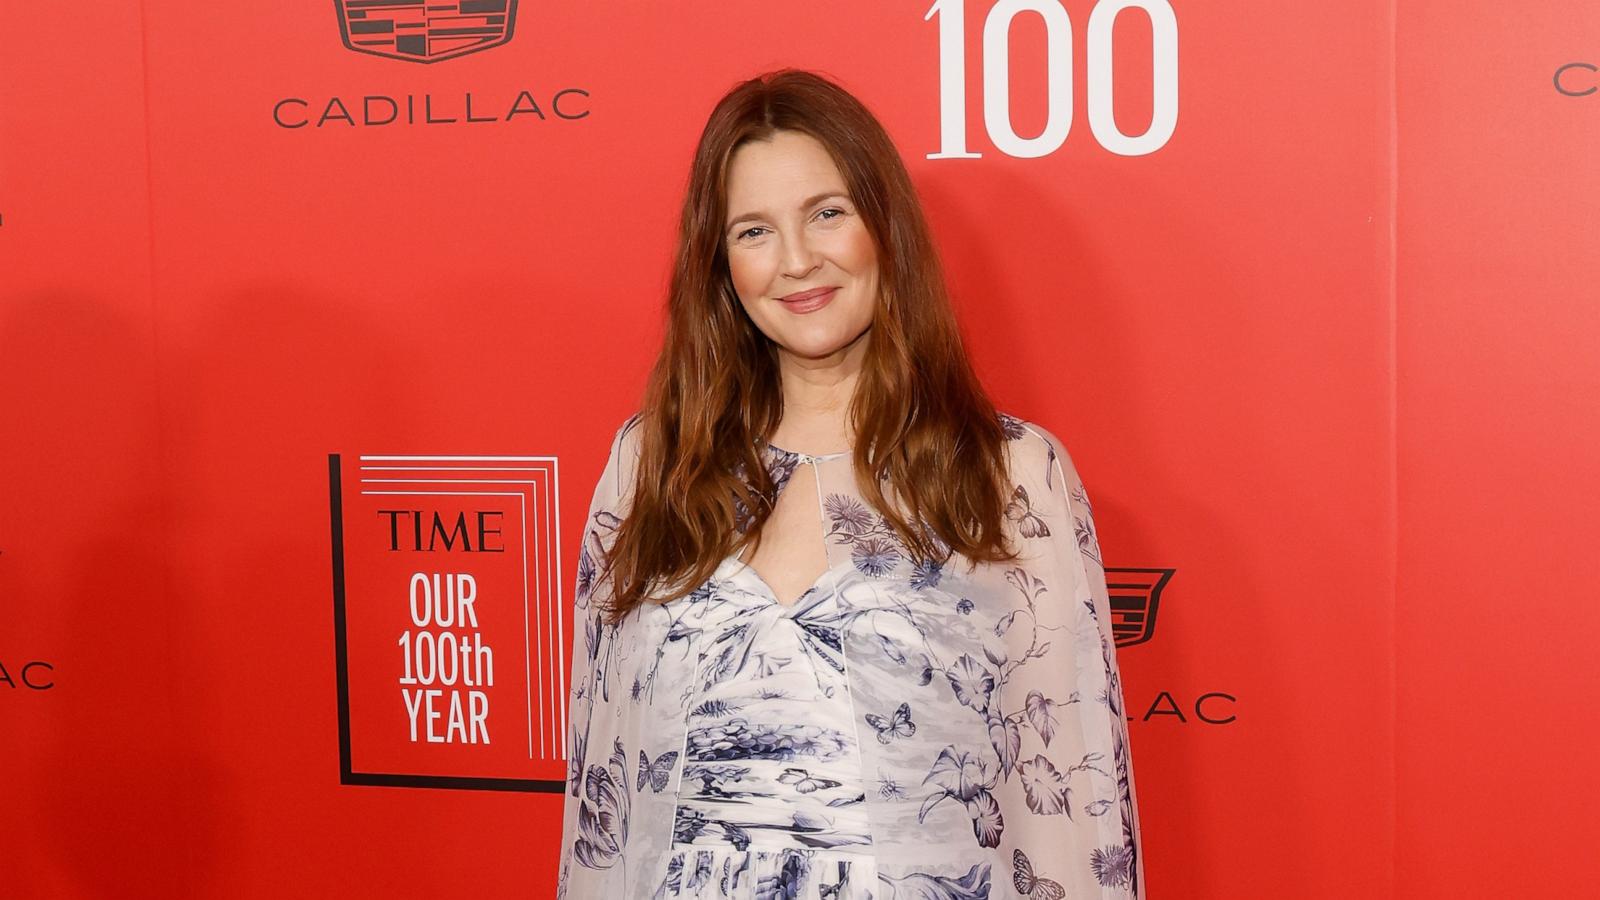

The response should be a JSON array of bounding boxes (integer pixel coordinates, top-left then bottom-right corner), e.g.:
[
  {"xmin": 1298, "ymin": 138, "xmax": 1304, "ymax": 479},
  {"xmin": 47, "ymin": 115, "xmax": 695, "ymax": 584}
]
[{"xmin": 328, "ymin": 453, "xmax": 567, "ymax": 792}]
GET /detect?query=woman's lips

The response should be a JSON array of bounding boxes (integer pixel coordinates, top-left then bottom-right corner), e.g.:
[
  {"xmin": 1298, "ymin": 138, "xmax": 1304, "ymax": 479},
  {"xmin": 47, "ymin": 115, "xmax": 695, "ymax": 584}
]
[{"xmin": 777, "ymin": 286, "xmax": 839, "ymax": 314}]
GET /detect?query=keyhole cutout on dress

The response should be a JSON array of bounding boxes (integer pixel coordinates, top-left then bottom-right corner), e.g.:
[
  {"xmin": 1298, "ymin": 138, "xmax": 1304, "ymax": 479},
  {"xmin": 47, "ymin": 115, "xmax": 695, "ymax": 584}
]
[{"xmin": 737, "ymin": 457, "xmax": 831, "ymax": 608}]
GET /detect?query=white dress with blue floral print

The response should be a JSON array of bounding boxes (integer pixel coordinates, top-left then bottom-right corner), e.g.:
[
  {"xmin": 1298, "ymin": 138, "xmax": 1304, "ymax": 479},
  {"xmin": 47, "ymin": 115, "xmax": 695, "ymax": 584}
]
[{"xmin": 557, "ymin": 412, "xmax": 1145, "ymax": 900}]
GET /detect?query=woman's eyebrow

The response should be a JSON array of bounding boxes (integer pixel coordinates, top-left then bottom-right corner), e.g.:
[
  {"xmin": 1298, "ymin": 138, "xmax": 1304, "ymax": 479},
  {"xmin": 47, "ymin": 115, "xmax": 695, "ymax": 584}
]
[{"xmin": 726, "ymin": 191, "xmax": 850, "ymax": 230}]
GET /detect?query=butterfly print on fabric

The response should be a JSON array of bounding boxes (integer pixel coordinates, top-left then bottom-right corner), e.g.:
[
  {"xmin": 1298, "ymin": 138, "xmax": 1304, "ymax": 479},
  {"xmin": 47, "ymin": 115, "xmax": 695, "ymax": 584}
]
[
  {"xmin": 1004, "ymin": 484, "xmax": 1051, "ymax": 538},
  {"xmin": 777, "ymin": 767, "xmax": 843, "ymax": 794},
  {"xmin": 1013, "ymin": 848, "xmax": 1066, "ymax": 900},
  {"xmin": 864, "ymin": 701, "xmax": 916, "ymax": 744},
  {"xmin": 638, "ymin": 749, "xmax": 680, "ymax": 793}
]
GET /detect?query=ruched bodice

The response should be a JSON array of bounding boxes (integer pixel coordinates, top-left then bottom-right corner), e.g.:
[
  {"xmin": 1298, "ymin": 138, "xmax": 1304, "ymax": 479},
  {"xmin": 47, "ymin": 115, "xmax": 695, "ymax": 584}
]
[{"xmin": 656, "ymin": 452, "xmax": 876, "ymax": 898}]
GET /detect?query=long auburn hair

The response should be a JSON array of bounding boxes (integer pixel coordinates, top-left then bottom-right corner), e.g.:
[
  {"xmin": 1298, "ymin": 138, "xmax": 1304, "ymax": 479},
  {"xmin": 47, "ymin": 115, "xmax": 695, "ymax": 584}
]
[{"xmin": 598, "ymin": 68, "xmax": 1020, "ymax": 624}]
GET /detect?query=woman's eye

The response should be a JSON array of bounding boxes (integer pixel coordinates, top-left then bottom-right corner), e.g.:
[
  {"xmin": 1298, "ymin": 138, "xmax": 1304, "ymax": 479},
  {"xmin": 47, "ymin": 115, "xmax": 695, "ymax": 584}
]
[{"xmin": 733, "ymin": 210, "xmax": 844, "ymax": 242}]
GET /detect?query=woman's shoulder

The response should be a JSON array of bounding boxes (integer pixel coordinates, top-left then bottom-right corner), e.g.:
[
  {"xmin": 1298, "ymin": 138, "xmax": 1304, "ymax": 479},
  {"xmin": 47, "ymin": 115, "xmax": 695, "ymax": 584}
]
[
  {"xmin": 996, "ymin": 410, "xmax": 1071, "ymax": 477},
  {"xmin": 590, "ymin": 411, "xmax": 647, "ymax": 502},
  {"xmin": 996, "ymin": 410, "xmax": 1099, "ymax": 523},
  {"xmin": 610, "ymin": 410, "xmax": 646, "ymax": 459}
]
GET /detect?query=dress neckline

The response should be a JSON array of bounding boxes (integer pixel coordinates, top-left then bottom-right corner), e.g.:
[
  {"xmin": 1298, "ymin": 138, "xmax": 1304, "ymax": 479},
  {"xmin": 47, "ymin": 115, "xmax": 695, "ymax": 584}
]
[
  {"xmin": 762, "ymin": 441, "xmax": 849, "ymax": 462},
  {"xmin": 719, "ymin": 552, "xmax": 851, "ymax": 612}
]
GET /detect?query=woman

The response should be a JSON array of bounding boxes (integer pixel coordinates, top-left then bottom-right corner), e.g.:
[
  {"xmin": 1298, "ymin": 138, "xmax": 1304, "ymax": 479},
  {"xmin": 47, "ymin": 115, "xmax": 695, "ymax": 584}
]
[{"xmin": 558, "ymin": 69, "xmax": 1144, "ymax": 900}]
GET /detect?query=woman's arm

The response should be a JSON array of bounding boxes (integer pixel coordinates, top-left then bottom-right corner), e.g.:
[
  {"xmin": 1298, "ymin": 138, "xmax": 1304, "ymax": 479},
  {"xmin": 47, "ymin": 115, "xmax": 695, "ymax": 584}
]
[
  {"xmin": 996, "ymin": 422, "xmax": 1147, "ymax": 899},
  {"xmin": 556, "ymin": 414, "xmax": 639, "ymax": 898}
]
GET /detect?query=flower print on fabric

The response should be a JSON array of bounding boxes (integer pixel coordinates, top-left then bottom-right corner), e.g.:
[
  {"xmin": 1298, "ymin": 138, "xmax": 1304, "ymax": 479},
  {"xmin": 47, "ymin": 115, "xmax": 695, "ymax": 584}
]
[
  {"xmin": 820, "ymin": 492, "xmax": 950, "ymax": 586},
  {"xmin": 572, "ymin": 737, "xmax": 632, "ymax": 870},
  {"xmin": 733, "ymin": 447, "xmax": 802, "ymax": 536},
  {"xmin": 557, "ymin": 411, "xmax": 1146, "ymax": 900}
]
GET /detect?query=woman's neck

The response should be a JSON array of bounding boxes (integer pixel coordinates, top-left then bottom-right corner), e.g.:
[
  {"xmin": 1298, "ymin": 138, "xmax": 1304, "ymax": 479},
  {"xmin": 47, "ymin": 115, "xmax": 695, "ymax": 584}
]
[{"xmin": 771, "ymin": 328, "xmax": 870, "ymax": 454}]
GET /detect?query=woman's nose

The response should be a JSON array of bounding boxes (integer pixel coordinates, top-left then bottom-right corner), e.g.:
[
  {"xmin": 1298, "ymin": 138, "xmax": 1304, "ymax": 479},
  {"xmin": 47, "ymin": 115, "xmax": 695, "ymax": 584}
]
[{"xmin": 779, "ymin": 231, "xmax": 822, "ymax": 278}]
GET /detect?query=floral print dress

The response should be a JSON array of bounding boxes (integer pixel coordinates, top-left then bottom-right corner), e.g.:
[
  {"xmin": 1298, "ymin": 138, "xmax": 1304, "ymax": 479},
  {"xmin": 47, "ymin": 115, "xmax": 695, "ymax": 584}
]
[{"xmin": 557, "ymin": 412, "xmax": 1145, "ymax": 900}]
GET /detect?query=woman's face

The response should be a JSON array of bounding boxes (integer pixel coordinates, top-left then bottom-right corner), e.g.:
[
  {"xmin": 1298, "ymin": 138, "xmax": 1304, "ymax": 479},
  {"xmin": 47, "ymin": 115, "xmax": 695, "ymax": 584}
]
[{"xmin": 722, "ymin": 130, "xmax": 880, "ymax": 363}]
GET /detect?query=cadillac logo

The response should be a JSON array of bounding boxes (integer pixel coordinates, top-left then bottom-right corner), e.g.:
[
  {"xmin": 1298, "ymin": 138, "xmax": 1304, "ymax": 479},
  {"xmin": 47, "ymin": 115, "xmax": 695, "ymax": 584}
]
[
  {"xmin": 335, "ymin": 1, "xmax": 519, "ymax": 64},
  {"xmin": 1106, "ymin": 567, "xmax": 1174, "ymax": 648}
]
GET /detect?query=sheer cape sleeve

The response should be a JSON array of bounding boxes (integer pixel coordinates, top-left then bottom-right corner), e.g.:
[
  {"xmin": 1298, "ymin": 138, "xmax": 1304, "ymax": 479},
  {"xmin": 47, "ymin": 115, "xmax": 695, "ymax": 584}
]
[
  {"xmin": 556, "ymin": 413, "xmax": 641, "ymax": 900},
  {"xmin": 995, "ymin": 420, "xmax": 1147, "ymax": 898}
]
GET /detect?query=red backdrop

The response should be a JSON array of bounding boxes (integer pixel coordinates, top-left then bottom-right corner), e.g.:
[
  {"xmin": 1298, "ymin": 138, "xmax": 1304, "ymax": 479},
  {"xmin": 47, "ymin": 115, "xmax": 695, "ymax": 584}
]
[{"xmin": 2, "ymin": 1, "xmax": 1595, "ymax": 897}]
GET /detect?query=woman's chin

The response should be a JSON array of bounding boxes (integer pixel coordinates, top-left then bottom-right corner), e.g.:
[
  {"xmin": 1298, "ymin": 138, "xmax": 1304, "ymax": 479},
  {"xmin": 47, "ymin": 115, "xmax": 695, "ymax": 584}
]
[{"xmin": 771, "ymin": 323, "xmax": 872, "ymax": 362}]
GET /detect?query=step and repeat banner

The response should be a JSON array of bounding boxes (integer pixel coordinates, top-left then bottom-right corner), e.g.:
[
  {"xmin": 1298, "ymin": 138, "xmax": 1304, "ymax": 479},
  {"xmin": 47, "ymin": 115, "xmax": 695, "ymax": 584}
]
[{"xmin": 2, "ymin": 1, "xmax": 1595, "ymax": 897}]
